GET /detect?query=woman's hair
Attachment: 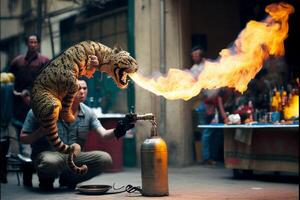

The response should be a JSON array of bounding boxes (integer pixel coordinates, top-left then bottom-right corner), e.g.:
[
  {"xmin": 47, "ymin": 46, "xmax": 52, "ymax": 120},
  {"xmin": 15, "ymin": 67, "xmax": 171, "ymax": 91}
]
[
  {"xmin": 190, "ymin": 45, "xmax": 205, "ymax": 55},
  {"xmin": 24, "ymin": 33, "xmax": 40, "ymax": 43},
  {"xmin": 78, "ymin": 77, "xmax": 88, "ymax": 83}
]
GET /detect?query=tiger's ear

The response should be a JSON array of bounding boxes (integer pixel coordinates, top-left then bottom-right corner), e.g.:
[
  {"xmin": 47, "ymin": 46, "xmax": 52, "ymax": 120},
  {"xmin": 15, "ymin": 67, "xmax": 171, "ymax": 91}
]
[{"xmin": 113, "ymin": 45, "xmax": 123, "ymax": 54}]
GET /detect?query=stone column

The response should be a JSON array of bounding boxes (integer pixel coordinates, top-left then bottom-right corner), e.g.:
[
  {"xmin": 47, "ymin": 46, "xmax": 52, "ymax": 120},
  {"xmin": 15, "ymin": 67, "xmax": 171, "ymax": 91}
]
[{"xmin": 134, "ymin": 0, "xmax": 193, "ymax": 166}]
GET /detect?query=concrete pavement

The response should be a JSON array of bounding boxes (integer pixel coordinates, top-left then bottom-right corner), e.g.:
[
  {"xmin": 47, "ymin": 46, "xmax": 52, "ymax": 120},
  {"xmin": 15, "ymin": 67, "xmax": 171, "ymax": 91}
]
[{"xmin": 1, "ymin": 165, "xmax": 298, "ymax": 200}]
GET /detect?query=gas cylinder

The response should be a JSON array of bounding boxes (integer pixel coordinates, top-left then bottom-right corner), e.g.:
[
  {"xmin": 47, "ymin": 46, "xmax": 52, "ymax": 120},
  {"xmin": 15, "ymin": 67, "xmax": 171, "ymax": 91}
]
[{"xmin": 141, "ymin": 126, "xmax": 169, "ymax": 196}]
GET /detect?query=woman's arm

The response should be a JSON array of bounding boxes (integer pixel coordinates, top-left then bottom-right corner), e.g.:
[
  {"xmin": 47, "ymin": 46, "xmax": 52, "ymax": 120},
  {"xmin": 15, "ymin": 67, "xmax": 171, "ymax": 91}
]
[
  {"xmin": 217, "ymin": 96, "xmax": 229, "ymax": 124},
  {"xmin": 20, "ymin": 127, "xmax": 46, "ymax": 144},
  {"xmin": 94, "ymin": 120, "xmax": 134, "ymax": 140},
  {"xmin": 94, "ymin": 126, "xmax": 116, "ymax": 140}
]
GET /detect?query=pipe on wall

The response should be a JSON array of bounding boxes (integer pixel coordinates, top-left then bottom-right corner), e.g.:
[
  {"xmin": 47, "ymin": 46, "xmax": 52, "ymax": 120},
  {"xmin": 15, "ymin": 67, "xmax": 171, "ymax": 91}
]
[{"xmin": 159, "ymin": 0, "xmax": 166, "ymax": 135}]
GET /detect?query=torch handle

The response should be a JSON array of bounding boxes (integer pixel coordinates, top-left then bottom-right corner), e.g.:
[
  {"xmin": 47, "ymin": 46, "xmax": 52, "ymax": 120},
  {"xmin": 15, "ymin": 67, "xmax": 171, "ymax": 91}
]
[
  {"xmin": 124, "ymin": 113, "xmax": 155, "ymax": 124},
  {"xmin": 135, "ymin": 113, "xmax": 155, "ymax": 121}
]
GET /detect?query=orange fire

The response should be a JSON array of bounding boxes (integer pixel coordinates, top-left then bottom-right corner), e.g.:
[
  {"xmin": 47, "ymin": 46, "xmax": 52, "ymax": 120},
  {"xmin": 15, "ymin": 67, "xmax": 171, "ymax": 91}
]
[
  {"xmin": 284, "ymin": 94, "xmax": 299, "ymax": 120},
  {"xmin": 129, "ymin": 2, "xmax": 294, "ymax": 100}
]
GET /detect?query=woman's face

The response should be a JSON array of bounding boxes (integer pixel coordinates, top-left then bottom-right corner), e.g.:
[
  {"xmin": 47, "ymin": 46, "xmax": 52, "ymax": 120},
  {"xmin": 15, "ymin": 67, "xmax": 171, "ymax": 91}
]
[
  {"xmin": 191, "ymin": 49, "xmax": 203, "ymax": 64},
  {"xmin": 76, "ymin": 80, "xmax": 88, "ymax": 103}
]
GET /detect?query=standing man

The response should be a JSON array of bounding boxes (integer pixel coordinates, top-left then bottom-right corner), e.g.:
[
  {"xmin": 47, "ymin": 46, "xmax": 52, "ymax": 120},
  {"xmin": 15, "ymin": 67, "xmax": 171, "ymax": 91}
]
[
  {"xmin": 20, "ymin": 79, "xmax": 134, "ymax": 191},
  {"xmin": 8, "ymin": 34, "xmax": 49, "ymax": 153},
  {"xmin": 189, "ymin": 45, "xmax": 226, "ymax": 165},
  {"xmin": 190, "ymin": 45, "xmax": 206, "ymax": 114},
  {"xmin": 8, "ymin": 34, "xmax": 49, "ymax": 186}
]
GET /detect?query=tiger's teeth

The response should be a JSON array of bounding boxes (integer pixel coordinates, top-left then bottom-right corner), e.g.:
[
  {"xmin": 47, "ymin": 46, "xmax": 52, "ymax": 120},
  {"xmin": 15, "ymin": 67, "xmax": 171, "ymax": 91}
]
[{"xmin": 121, "ymin": 74, "xmax": 127, "ymax": 83}]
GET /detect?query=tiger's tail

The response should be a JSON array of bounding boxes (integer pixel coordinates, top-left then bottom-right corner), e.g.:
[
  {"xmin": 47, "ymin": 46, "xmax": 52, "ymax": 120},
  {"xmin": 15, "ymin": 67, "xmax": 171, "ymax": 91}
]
[
  {"xmin": 67, "ymin": 144, "xmax": 88, "ymax": 174},
  {"xmin": 47, "ymin": 103, "xmax": 88, "ymax": 174},
  {"xmin": 32, "ymin": 91, "xmax": 88, "ymax": 174}
]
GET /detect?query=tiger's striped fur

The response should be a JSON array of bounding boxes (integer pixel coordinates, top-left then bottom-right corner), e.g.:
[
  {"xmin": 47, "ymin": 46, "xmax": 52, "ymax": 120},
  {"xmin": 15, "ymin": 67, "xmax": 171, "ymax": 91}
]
[{"xmin": 31, "ymin": 40, "xmax": 138, "ymax": 174}]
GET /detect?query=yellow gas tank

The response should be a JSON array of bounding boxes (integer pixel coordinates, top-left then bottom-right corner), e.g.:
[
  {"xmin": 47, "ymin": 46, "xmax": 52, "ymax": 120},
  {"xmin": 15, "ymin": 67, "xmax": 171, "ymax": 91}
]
[{"xmin": 141, "ymin": 129, "xmax": 169, "ymax": 196}]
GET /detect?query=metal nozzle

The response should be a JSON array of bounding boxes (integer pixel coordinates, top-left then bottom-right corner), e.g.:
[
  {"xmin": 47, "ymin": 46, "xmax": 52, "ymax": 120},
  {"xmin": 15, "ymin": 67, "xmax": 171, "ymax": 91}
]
[
  {"xmin": 124, "ymin": 113, "xmax": 156, "ymax": 124},
  {"xmin": 135, "ymin": 113, "xmax": 155, "ymax": 121}
]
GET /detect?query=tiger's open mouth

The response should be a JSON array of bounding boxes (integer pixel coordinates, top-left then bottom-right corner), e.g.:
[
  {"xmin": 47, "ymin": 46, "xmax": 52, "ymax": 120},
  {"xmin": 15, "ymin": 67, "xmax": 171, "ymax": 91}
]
[
  {"xmin": 112, "ymin": 64, "xmax": 138, "ymax": 89},
  {"xmin": 114, "ymin": 67, "xmax": 129, "ymax": 88},
  {"xmin": 119, "ymin": 68, "xmax": 128, "ymax": 85}
]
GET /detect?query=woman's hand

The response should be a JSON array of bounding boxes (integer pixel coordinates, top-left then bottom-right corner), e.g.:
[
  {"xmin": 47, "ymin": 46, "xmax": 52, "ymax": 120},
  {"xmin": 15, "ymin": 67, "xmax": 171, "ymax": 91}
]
[
  {"xmin": 14, "ymin": 89, "xmax": 31, "ymax": 106},
  {"xmin": 223, "ymin": 116, "xmax": 230, "ymax": 124}
]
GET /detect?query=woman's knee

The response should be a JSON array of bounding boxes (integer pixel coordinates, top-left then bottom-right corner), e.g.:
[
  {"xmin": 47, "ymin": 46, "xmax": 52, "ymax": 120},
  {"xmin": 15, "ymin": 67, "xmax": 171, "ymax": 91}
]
[
  {"xmin": 90, "ymin": 151, "xmax": 113, "ymax": 169},
  {"xmin": 35, "ymin": 152, "xmax": 65, "ymax": 174}
]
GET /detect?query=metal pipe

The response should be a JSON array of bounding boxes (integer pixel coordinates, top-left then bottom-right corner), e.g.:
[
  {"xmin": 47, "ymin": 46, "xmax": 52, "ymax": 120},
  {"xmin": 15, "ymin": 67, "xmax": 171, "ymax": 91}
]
[
  {"xmin": 159, "ymin": 0, "xmax": 166, "ymax": 134},
  {"xmin": 127, "ymin": 0, "xmax": 135, "ymax": 113},
  {"xmin": 135, "ymin": 113, "xmax": 155, "ymax": 121},
  {"xmin": 160, "ymin": 0, "xmax": 166, "ymax": 74},
  {"xmin": 47, "ymin": 16, "xmax": 55, "ymax": 57},
  {"xmin": 123, "ymin": 113, "xmax": 155, "ymax": 123},
  {"xmin": 37, "ymin": 0, "xmax": 43, "ymax": 40}
]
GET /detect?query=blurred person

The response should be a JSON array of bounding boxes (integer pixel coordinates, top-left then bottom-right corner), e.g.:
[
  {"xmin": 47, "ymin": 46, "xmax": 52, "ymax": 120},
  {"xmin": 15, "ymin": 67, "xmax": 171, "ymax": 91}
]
[
  {"xmin": 7, "ymin": 33, "xmax": 49, "ymax": 186},
  {"xmin": 200, "ymin": 89, "xmax": 220, "ymax": 165},
  {"xmin": 188, "ymin": 45, "xmax": 223, "ymax": 165},
  {"xmin": 20, "ymin": 79, "xmax": 134, "ymax": 191},
  {"xmin": 189, "ymin": 45, "xmax": 207, "ymax": 163},
  {"xmin": 189, "ymin": 45, "xmax": 205, "ymax": 79},
  {"xmin": 217, "ymin": 88, "xmax": 240, "ymax": 124},
  {"xmin": 200, "ymin": 87, "xmax": 238, "ymax": 165},
  {"xmin": 232, "ymin": 68, "xmax": 271, "ymax": 123},
  {"xmin": 190, "ymin": 45, "xmax": 206, "ymax": 122},
  {"xmin": 8, "ymin": 34, "xmax": 49, "ymax": 155}
]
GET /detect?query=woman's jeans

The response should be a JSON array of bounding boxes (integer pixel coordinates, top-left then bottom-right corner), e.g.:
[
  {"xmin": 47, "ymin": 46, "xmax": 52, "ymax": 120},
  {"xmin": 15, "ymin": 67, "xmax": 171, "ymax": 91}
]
[{"xmin": 34, "ymin": 150, "xmax": 113, "ymax": 184}]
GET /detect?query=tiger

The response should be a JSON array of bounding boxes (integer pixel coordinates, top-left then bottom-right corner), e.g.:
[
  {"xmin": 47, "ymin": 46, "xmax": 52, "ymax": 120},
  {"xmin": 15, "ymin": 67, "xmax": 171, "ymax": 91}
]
[{"xmin": 30, "ymin": 40, "xmax": 138, "ymax": 174}]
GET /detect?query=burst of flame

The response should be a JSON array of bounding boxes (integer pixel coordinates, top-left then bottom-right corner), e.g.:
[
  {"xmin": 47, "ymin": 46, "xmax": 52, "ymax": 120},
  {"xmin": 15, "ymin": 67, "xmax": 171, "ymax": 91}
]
[
  {"xmin": 284, "ymin": 95, "xmax": 299, "ymax": 120},
  {"xmin": 129, "ymin": 2, "xmax": 294, "ymax": 100}
]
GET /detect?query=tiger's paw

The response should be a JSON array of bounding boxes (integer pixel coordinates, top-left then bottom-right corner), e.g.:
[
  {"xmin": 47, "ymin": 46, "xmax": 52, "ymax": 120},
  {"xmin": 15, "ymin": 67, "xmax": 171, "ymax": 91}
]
[
  {"xmin": 60, "ymin": 111, "xmax": 75, "ymax": 123},
  {"xmin": 70, "ymin": 143, "xmax": 81, "ymax": 156},
  {"xmin": 79, "ymin": 165, "xmax": 88, "ymax": 174}
]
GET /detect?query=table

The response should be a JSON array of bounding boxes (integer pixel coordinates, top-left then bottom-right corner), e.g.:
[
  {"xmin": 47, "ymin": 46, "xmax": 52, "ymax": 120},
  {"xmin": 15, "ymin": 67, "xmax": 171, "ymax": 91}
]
[{"xmin": 198, "ymin": 123, "xmax": 299, "ymax": 177}]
